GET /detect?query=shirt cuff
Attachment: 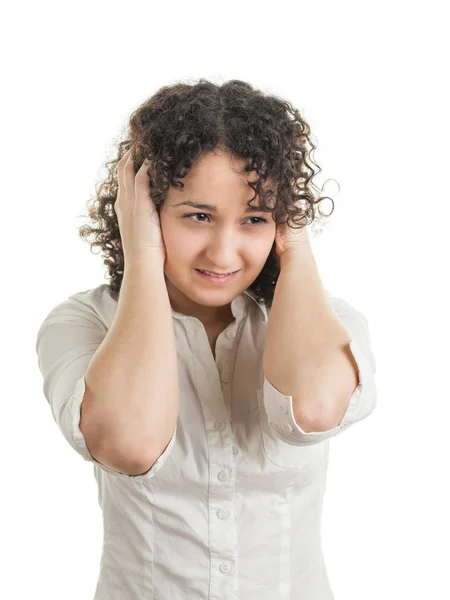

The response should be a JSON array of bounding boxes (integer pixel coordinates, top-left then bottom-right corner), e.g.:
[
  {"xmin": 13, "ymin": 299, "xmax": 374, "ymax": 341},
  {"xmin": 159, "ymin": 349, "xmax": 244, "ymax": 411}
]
[
  {"xmin": 70, "ymin": 375, "xmax": 177, "ymax": 479},
  {"xmin": 262, "ymin": 338, "xmax": 377, "ymax": 445}
]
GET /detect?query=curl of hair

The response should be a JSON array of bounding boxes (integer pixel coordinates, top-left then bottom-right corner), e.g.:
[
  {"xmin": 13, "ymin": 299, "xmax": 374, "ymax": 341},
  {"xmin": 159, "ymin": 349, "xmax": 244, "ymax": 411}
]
[{"xmin": 77, "ymin": 78, "xmax": 336, "ymax": 307}]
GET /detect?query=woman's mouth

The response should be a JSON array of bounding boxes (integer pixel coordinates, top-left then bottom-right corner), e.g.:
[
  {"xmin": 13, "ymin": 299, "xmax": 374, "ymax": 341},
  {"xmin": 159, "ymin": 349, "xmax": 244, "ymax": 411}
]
[{"xmin": 195, "ymin": 269, "xmax": 240, "ymax": 284}]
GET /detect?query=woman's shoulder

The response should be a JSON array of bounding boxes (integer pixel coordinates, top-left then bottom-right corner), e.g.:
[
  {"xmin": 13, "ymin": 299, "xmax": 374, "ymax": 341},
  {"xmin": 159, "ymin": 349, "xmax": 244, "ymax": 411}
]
[
  {"xmin": 39, "ymin": 284, "xmax": 117, "ymax": 333},
  {"xmin": 66, "ymin": 283, "xmax": 115, "ymax": 307}
]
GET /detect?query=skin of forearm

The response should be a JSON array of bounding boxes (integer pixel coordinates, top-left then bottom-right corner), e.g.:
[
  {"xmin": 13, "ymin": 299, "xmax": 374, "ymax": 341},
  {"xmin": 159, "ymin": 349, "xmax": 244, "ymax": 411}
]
[
  {"xmin": 262, "ymin": 248, "xmax": 359, "ymax": 432},
  {"xmin": 81, "ymin": 259, "xmax": 179, "ymax": 467}
]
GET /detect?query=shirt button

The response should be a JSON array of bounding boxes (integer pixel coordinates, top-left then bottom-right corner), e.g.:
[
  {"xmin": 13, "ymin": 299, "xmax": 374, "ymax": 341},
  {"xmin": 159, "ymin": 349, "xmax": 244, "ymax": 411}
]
[
  {"xmin": 218, "ymin": 470, "xmax": 228, "ymax": 482},
  {"xmin": 282, "ymin": 405, "xmax": 289, "ymax": 415},
  {"xmin": 226, "ymin": 328, "xmax": 236, "ymax": 339},
  {"xmin": 221, "ymin": 372, "xmax": 231, "ymax": 383},
  {"xmin": 283, "ymin": 423, "xmax": 293, "ymax": 433},
  {"xmin": 215, "ymin": 420, "xmax": 226, "ymax": 431},
  {"xmin": 220, "ymin": 561, "xmax": 233, "ymax": 574},
  {"xmin": 232, "ymin": 446, "xmax": 239, "ymax": 456},
  {"xmin": 217, "ymin": 508, "xmax": 229, "ymax": 519}
]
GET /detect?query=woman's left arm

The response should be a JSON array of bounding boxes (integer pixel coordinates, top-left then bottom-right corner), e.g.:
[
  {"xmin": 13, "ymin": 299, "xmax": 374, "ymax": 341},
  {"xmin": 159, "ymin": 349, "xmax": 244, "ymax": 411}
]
[{"xmin": 262, "ymin": 224, "xmax": 360, "ymax": 433}]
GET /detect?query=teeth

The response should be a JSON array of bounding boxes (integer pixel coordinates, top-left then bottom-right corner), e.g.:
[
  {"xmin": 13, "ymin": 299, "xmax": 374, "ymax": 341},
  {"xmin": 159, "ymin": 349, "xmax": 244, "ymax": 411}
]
[{"xmin": 199, "ymin": 270, "xmax": 231, "ymax": 277}]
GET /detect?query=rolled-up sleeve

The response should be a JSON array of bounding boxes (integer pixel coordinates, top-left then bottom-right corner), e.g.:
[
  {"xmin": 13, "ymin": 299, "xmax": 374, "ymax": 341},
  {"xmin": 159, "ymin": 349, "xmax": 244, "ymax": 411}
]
[
  {"xmin": 35, "ymin": 292, "xmax": 176, "ymax": 479},
  {"xmin": 262, "ymin": 293, "xmax": 377, "ymax": 446}
]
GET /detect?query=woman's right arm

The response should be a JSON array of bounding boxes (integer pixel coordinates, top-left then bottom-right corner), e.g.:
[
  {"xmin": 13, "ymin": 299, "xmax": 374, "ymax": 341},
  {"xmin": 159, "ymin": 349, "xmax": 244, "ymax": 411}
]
[
  {"xmin": 80, "ymin": 150, "xmax": 179, "ymax": 476},
  {"xmin": 80, "ymin": 260, "xmax": 179, "ymax": 476}
]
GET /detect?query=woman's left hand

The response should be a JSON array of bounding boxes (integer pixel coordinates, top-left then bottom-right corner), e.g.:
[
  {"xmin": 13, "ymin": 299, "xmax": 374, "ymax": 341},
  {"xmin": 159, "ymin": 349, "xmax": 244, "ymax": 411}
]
[{"xmin": 273, "ymin": 216, "xmax": 310, "ymax": 267}]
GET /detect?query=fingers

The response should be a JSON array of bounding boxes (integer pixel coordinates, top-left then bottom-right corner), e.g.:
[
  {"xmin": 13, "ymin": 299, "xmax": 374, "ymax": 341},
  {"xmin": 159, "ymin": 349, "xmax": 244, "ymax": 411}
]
[
  {"xmin": 118, "ymin": 148, "xmax": 151, "ymax": 174},
  {"xmin": 136, "ymin": 153, "xmax": 152, "ymax": 173},
  {"xmin": 116, "ymin": 148, "xmax": 153, "ymax": 209},
  {"xmin": 117, "ymin": 148, "xmax": 134, "ymax": 200},
  {"xmin": 135, "ymin": 158, "xmax": 154, "ymax": 207}
]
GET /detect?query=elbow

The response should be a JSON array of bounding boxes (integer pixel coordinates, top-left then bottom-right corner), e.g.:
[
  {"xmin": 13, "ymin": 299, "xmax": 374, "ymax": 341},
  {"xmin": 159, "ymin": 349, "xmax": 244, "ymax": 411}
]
[
  {"xmin": 87, "ymin": 432, "xmax": 157, "ymax": 476},
  {"xmin": 80, "ymin": 388, "xmax": 157, "ymax": 474},
  {"xmin": 293, "ymin": 411, "xmax": 340, "ymax": 433},
  {"xmin": 114, "ymin": 435, "xmax": 174, "ymax": 476},
  {"xmin": 293, "ymin": 396, "xmax": 342, "ymax": 433}
]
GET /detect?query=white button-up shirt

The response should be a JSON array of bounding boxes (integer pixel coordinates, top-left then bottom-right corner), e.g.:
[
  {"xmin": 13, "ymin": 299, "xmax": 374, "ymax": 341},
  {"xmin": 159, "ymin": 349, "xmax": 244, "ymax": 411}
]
[{"xmin": 35, "ymin": 283, "xmax": 377, "ymax": 599}]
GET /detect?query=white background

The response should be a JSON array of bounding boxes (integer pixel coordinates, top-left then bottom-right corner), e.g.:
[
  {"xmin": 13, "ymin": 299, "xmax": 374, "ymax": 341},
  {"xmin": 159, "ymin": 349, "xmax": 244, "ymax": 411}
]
[{"xmin": 2, "ymin": 0, "xmax": 449, "ymax": 598}]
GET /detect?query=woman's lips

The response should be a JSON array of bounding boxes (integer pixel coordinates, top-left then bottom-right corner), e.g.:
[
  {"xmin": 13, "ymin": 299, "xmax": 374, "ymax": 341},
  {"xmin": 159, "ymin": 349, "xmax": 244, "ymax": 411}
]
[
  {"xmin": 198, "ymin": 269, "xmax": 238, "ymax": 275},
  {"xmin": 195, "ymin": 269, "xmax": 240, "ymax": 284}
]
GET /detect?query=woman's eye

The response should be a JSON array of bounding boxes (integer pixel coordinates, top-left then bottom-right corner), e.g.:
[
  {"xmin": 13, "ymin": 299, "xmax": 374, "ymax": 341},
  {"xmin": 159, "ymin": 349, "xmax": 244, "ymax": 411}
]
[
  {"xmin": 187, "ymin": 213, "xmax": 209, "ymax": 222},
  {"xmin": 184, "ymin": 213, "xmax": 268, "ymax": 225}
]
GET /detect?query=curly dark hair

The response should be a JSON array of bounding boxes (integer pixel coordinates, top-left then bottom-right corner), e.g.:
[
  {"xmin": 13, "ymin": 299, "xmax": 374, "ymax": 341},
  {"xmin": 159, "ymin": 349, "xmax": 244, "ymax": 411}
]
[{"xmin": 77, "ymin": 78, "xmax": 335, "ymax": 307}]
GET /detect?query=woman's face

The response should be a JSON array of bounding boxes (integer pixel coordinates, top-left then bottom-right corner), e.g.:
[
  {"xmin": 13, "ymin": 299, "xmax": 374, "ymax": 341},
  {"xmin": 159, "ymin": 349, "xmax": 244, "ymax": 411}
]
[{"xmin": 159, "ymin": 149, "xmax": 276, "ymax": 325}]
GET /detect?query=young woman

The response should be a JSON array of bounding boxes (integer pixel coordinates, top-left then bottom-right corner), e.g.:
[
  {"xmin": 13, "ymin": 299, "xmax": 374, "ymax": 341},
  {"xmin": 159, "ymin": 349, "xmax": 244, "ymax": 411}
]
[{"xmin": 36, "ymin": 78, "xmax": 377, "ymax": 600}]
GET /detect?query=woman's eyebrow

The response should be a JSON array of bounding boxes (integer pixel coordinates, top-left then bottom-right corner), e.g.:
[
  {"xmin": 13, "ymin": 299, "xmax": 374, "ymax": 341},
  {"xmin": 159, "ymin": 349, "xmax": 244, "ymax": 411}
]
[{"xmin": 172, "ymin": 200, "xmax": 270, "ymax": 213}]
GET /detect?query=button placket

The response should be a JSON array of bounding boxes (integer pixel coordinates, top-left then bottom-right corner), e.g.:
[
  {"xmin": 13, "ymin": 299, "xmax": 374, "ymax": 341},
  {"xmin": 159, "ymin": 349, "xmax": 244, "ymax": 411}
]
[
  {"xmin": 218, "ymin": 470, "xmax": 228, "ymax": 482},
  {"xmin": 220, "ymin": 561, "xmax": 233, "ymax": 574},
  {"xmin": 226, "ymin": 327, "xmax": 236, "ymax": 340},
  {"xmin": 220, "ymin": 371, "xmax": 232, "ymax": 383},
  {"xmin": 207, "ymin": 303, "xmax": 242, "ymax": 600},
  {"xmin": 216, "ymin": 315, "xmax": 240, "ymax": 385}
]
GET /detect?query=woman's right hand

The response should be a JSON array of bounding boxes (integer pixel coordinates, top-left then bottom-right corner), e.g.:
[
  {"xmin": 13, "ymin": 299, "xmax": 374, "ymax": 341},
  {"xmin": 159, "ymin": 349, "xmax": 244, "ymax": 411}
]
[{"xmin": 114, "ymin": 148, "xmax": 166, "ymax": 266}]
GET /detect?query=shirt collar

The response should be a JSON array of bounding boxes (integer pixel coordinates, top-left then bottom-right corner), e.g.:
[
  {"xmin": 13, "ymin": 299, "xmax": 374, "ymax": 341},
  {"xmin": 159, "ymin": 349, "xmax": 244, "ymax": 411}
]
[
  {"xmin": 242, "ymin": 289, "xmax": 268, "ymax": 322},
  {"xmin": 170, "ymin": 288, "xmax": 268, "ymax": 323}
]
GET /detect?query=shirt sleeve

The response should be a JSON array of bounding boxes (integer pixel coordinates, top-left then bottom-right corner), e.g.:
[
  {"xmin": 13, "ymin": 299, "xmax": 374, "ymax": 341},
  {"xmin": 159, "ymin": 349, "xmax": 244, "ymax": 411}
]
[
  {"xmin": 35, "ymin": 292, "xmax": 176, "ymax": 479},
  {"xmin": 262, "ymin": 292, "xmax": 377, "ymax": 446}
]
